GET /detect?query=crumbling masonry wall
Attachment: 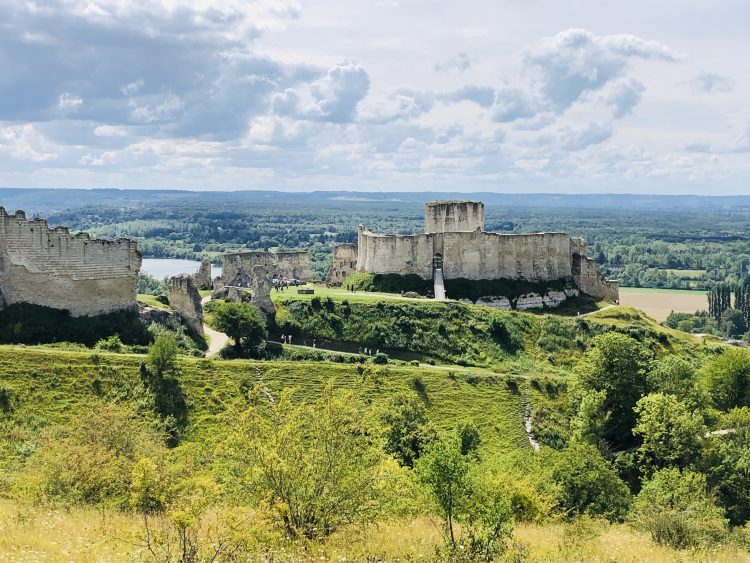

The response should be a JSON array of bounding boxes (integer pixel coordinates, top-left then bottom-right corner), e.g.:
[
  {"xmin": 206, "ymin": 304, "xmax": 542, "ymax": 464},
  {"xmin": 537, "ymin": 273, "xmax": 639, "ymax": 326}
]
[
  {"xmin": 0, "ymin": 207, "xmax": 141, "ymax": 316},
  {"xmin": 168, "ymin": 274, "xmax": 204, "ymax": 336},
  {"xmin": 425, "ymin": 200, "xmax": 484, "ymax": 234},
  {"xmin": 222, "ymin": 250, "xmax": 312, "ymax": 285},
  {"xmin": 327, "ymin": 243, "xmax": 359, "ymax": 285}
]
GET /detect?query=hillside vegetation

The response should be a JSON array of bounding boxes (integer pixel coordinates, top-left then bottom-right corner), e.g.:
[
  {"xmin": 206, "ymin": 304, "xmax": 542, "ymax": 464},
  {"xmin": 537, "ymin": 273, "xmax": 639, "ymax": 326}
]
[{"xmin": 1, "ymin": 299, "xmax": 749, "ymax": 560}]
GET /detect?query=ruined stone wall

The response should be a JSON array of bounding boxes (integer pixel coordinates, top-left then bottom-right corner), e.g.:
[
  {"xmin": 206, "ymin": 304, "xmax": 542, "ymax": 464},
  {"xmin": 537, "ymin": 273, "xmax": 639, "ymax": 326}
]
[
  {"xmin": 222, "ymin": 250, "xmax": 312, "ymax": 286},
  {"xmin": 168, "ymin": 274, "xmax": 204, "ymax": 336},
  {"xmin": 274, "ymin": 251, "xmax": 312, "ymax": 280},
  {"xmin": 425, "ymin": 201, "xmax": 484, "ymax": 234},
  {"xmin": 192, "ymin": 258, "xmax": 213, "ymax": 290},
  {"xmin": 357, "ymin": 227, "xmax": 434, "ymax": 279},
  {"xmin": 573, "ymin": 254, "xmax": 620, "ymax": 302},
  {"xmin": 441, "ymin": 231, "xmax": 573, "ymax": 281},
  {"xmin": 223, "ymin": 252, "xmax": 273, "ymax": 286},
  {"xmin": 327, "ymin": 243, "xmax": 358, "ymax": 284},
  {"xmin": 0, "ymin": 207, "xmax": 140, "ymax": 316}
]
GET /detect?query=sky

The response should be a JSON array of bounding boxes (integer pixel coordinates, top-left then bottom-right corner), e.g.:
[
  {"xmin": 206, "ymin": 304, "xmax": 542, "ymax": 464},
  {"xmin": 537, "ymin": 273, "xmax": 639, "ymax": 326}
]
[{"xmin": 0, "ymin": 0, "xmax": 748, "ymax": 193}]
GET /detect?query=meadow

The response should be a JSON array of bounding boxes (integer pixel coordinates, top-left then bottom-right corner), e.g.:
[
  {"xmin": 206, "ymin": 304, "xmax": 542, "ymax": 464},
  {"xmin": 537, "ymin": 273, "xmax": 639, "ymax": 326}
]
[{"xmin": 618, "ymin": 287, "xmax": 707, "ymax": 322}]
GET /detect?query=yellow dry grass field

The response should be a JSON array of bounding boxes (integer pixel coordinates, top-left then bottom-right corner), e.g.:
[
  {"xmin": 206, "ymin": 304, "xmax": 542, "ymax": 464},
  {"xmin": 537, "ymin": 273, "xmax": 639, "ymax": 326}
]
[{"xmin": 619, "ymin": 288, "xmax": 707, "ymax": 322}]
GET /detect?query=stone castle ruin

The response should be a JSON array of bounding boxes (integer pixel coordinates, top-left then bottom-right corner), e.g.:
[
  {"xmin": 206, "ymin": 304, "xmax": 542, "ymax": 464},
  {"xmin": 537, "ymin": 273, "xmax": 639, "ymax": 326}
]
[
  {"xmin": 222, "ymin": 250, "xmax": 312, "ymax": 287},
  {"xmin": 0, "ymin": 207, "xmax": 141, "ymax": 316},
  {"xmin": 330, "ymin": 200, "xmax": 618, "ymax": 307}
]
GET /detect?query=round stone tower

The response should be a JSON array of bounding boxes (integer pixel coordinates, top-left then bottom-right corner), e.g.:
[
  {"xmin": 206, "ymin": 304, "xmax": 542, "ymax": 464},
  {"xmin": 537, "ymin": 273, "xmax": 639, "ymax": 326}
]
[{"xmin": 424, "ymin": 200, "xmax": 484, "ymax": 234}]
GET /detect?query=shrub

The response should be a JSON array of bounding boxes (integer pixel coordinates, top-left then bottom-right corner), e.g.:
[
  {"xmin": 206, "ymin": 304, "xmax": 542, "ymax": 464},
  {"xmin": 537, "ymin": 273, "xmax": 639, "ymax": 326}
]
[
  {"xmin": 96, "ymin": 334, "xmax": 125, "ymax": 353},
  {"xmin": 26, "ymin": 403, "xmax": 164, "ymax": 508},
  {"xmin": 373, "ymin": 352, "xmax": 389, "ymax": 364},
  {"xmin": 550, "ymin": 444, "xmax": 631, "ymax": 522},
  {"xmin": 0, "ymin": 386, "xmax": 13, "ymax": 414},
  {"xmin": 631, "ymin": 468, "xmax": 728, "ymax": 549},
  {"xmin": 381, "ymin": 392, "xmax": 437, "ymax": 467},
  {"xmin": 225, "ymin": 383, "xmax": 389, "ymax": 539}
]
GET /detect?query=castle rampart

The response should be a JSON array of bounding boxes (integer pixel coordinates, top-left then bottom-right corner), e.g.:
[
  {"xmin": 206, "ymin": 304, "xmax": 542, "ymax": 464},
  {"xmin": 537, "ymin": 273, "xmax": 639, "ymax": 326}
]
[
  {"xmin": 341, "ymin": 201, "xmax": 619, "ymax": 303},
  {"xmin": 0, "ymin": 207, "xmax": 141, "ymax": 316}
]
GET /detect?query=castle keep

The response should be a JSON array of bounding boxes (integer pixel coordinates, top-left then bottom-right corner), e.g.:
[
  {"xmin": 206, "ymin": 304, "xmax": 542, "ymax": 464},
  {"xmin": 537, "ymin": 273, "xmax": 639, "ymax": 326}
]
[
  {"xmin": 0, "ymin": 207, "xmax": 141, "ymax": 316},
  {"xmin": 333, "ymin": 200, "xmax": 618, "ymax": 304}
]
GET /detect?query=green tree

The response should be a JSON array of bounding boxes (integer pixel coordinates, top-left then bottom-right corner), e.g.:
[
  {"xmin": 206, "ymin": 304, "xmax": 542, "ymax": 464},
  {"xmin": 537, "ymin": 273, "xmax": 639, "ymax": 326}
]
[
  {"xmin": 647, "ymin": 356, "xmax": 700, "ymax": 405},
  {"xmin": 211, "ymin": 301, "xmax": 267, "ymax": 357},
  {"xmin": 462, "ymin": 468, "xmax": 514, "ymax": 560},
  {"xmin": 631, "ymin": 468, "xmax": 727, "ymax": 549},
  {"xmin": 380, "ymin": 392, "xmax": 437, "ymax": 467},
  {"xmin": 633, "ymin": 393, "xmax": 706, "ymax": 473},
  {"xmin": 225, "ymin": 382, "xmax": 387, "ymax": 539},
  {"xmin": 147, "ymin": 333, "xmax": 179, "ymax": 377},
  {"xmin": 573, "ymin": 332, "xmax": 650, "ymax": 447},
  {"xmin": 550, "ymin": 443, "xmax": 631, "ymax": 522},
  {"xmin": 702, "ymin": 407, "xmax": 750, "ymax": 526},
  {"xmin": 700, "ymin": 348, "xmax": 750, "ymax": 410},
  {"xmin": 455, "ymin": 420, "xmax": 481, "ymax": 458},
  {"xmin": 569, "ymin": 389, "xmax": 610, "ymax": 454},
  {"xmin": 416, "ymin": 437, "xmax": 470, "ymax": 545}
]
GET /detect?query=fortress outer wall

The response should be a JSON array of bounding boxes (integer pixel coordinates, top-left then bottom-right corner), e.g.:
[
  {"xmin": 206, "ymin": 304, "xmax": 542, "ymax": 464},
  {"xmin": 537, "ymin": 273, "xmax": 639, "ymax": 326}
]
[{"xmin": 0, "ymin": 207, "xmax": 141, "ymax": 316}]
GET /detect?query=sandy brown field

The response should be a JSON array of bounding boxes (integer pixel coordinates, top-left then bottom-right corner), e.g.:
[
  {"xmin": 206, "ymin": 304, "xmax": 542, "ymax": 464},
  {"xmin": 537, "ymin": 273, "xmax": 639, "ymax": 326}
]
[{"xmin": 619, "ymin": 288, "xmax": 707, "ymax": 322}]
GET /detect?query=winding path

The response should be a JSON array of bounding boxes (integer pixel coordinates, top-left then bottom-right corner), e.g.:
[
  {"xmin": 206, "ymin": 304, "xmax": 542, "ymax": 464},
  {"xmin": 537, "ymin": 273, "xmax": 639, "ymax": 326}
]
[{"xmin": 201, "ymin": 296, "xmax": 229, "ymax": 357}]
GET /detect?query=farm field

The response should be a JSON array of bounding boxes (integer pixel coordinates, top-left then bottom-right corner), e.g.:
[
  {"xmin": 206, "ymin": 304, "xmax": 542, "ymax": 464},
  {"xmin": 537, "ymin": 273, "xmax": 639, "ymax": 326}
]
[{"xmin": 619, "ymin": 287, "xmax": 707, "ymax": 321}]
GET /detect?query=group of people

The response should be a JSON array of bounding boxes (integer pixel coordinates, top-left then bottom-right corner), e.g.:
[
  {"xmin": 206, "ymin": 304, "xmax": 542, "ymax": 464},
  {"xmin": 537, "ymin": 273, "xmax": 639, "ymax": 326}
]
[
  {"xmin": 344, "ymin": 284, "xmax": 359, "ymax": 292},
  {"xmin": 358, "ymin": 347, "xmax": 379, "ymax": 355},
  {"xmin": 280, "ymin": 334, "xmax": 293, "ymax": 344}
]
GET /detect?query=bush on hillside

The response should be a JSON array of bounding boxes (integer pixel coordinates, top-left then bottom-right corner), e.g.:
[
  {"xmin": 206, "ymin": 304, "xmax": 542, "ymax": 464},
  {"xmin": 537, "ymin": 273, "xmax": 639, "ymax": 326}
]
[
  {"xmin": 549, "ymin": 443, "xmax": 631, "ymax": 522},
  {"xmin": 631, "ymin": 468, "xmax": 727, "ymax": 549}
]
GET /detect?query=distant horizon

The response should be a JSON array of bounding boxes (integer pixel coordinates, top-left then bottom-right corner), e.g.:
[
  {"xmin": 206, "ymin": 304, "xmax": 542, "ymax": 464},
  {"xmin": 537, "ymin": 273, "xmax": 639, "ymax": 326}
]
[{"xmin": 3, "ymin": 186, "xmax": 750, "ymax": 198}]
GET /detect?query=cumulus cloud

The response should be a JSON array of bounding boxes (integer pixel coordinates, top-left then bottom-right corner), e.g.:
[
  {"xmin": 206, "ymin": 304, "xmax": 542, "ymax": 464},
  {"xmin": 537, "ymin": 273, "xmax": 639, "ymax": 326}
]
[
  {"xmin": 491, "ymin": 88, "xmax": 539, "ymax": 122},
  {"xmin": 523, "ymin": 29, "xmax": 680, "ymax": 112},
  {"xmin": 272, "ymin": 62, "xmax": 370, "ymax": 123},
  {"xmin": 559, "ymin": 122, "xmax": 613, "ymax": 151},
  {"xmin": 0, "ymin": 0, "xmax": 303, "ymax": 138},
  {"xmin": 605, "ymin": 79, "xmax": 646, "ymax": 118},
  {"xmin": 440, "ymin": 86, "xmax": 496, "ymax": 108},
  {"xmin": 433, "ymin": 53, "xmax": 471, "ymax": 73},
  {"xmin": 691, "ymin": 71, "xmax": 734, "ymax": 94}
]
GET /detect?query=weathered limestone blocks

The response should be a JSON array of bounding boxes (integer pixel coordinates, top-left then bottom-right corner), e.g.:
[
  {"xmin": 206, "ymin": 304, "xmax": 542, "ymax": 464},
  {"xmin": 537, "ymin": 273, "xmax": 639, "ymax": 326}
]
[
  {"xmin": 515, "ymin": 293, "xmax": 545, "ymax": 310},
  {"xmin": 573, "ymin": 253, "xmax": 619, "ymax": 302},
  {"xmin": 425, "ymin": 200, "xmax": 484, "ymax": 234},
  {"xmin": 0, "ymin": 206, "xmax": 141, "ymax": 316},
  {"xmin": 351, "ymin": 200, "xmax": 619, "ymax": 302},
  {"xmin": 168, "ymin": 274, "xmax": 204, "ymax": 336},
  {"xmin": 223, "ymin": 250, "xmax": 312, "ymax": 286},
  {"xmin": 327, "ymin": 243, "xmax": 358, "ymax": 285},
  {"xmin": 477, "ymin": 296, "xmax": 512, "ymax": 310},
  {"xmin": 192, "ymin": 258, "xmax": 213, "ymax": 290},
  {"xmin": 250, "ymin": 264, "xmax": 275, "ymax": 318}
]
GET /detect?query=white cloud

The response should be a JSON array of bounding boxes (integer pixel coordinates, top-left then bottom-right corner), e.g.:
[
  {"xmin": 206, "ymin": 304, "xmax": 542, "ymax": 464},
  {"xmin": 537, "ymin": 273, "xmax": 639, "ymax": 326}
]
[
  {"xmin": 523, "ymin": 29, "xmax": 679, "ymax": 112},
  {"xmin": 691, "ymin": 71, "xmax": 734, "ymax": 94},
  {"xmin": 605, "ymin": 79, "xmax": 645, "ymax": 118},
  {"xmin": 559, "ymin": 122, "xmax": 614, "ymax": 151},
  {"xmin": 433, "ymin": 52, "xmax": 471, "ymax": 73}
]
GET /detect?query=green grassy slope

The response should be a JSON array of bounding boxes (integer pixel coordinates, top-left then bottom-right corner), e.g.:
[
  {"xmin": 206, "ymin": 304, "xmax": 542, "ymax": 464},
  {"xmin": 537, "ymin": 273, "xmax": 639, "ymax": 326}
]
[{"xmin": 0, "ymin": 346, "xmax": 529, "ymax": 483}]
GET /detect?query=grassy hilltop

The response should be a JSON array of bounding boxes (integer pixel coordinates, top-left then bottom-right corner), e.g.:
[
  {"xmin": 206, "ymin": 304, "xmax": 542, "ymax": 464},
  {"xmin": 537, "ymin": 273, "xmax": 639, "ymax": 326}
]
[{"xmin": 1, "ymin": 296, "xmax": 749, "ymax": 560}]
